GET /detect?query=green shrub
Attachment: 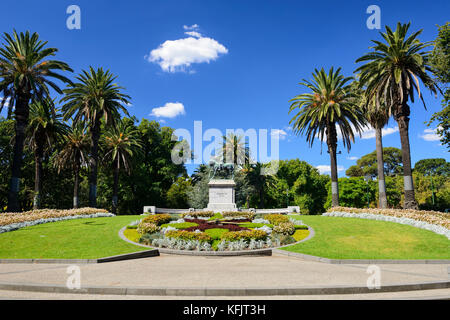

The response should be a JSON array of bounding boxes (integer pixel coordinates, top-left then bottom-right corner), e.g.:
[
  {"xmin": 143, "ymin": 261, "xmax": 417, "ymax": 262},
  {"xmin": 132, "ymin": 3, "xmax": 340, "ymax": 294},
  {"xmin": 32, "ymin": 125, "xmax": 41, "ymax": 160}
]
[
  {"xmin": 181, "ymin": 211, "xmax": 215, "ymax": 218},
  {"xmin": 221, "ymin": 230, "xmax": 267, "ymax": 242},
  {"xmin": 126, "ymin": 225, "xmax": 138, "ymax": 229},
  {"xmin": 160, "ymin": 222, "xmax": 198, "ymax": 229},
  {"xmin": 272, "ymin": 222, "xmax": 295, "ymax": 235},
  {"xmin": 165, "ymin": 230, "xmax": 212, "ymax": 242},
  {"xmin": 141, "ymin": 214, "xmax": 172, "ymax": 226},
  {"xmin": 294, "ymin": 225, "xmax": 308, "ymax": 230},
  {"xmin": 137, "ymin": 222, "xmax": 159, "ymax": 235},
  {"xmin": 205, "ymin": 228, "xmax": 229, "ymax": 240},
  {"xmin": 123, "ymin": 229, "xmax": 140, "ymax": 243},
  {"xmin": 222, "ymin": 211, "xmax": 255, "ymax": 220},
  {"xmin": 238, "ymin": 222, "xmax": 274, "ymax": 228},
  {"xmin": 266, "ymin": 214, "xmax": 289, "ymax": 225}
]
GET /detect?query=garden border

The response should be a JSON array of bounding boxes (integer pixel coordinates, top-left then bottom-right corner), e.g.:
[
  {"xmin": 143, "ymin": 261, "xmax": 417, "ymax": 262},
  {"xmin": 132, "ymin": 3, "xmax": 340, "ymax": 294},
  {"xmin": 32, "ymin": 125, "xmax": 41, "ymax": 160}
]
[
  {"xmin": 0, "ymin": 280, "xmax": 448, "ymax": 296},
  {"xmin": 0, "ymin": 250, "xmax": 159, "ymax": 264},
  {"xmin": 118, "ymin": 225, "xmax": 315, "ymax": 256}
]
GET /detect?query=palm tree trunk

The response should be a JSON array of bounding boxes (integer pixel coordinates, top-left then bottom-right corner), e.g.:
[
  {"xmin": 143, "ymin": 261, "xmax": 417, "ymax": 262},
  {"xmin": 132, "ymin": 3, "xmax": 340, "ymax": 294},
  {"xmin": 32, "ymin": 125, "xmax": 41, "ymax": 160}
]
[
  {"xmin": 259, "ymin": 187, "xmax": 264, "ymax": 209},
  {"xmin": 89, "ymin": 121, "xmax": 101, "ymax": 208},
  {"xmin": 112, "ymin": 158, "xmax": 119, "ymax": 214},
  {"xmin": 7, "ymin": 93, "xmax": 30, "ymax": 212},
  {"xmin": 33, "ymin": 143, "xmax": 44, "ymax": 210},
  {"xmin": 73, "ymin": 164, "xmax": 80, "ymax": 209},
  {"xmin": 395, "ymin": 104, "xmax": 418, "ymax": 209},
  {"xmin": 375, "ymin": 127, "xmax": 388, "ymax": 208},
  {"xmin": 327, "ymin": 123, "xmax": 339, "ymax": 207}
]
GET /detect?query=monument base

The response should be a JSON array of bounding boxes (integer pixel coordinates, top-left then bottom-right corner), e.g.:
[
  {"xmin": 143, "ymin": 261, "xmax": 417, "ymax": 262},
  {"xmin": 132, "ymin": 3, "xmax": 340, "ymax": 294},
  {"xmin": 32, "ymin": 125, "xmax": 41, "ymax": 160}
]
[{"xmin": 207, "ymin": 179, "xmax": 237, "ymax": 212}]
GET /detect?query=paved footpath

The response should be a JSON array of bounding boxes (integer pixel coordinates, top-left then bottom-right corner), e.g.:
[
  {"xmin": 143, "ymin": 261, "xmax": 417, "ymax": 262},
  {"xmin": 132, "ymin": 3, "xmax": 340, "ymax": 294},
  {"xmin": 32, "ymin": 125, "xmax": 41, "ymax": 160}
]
[{"xmin": 0, "ymin": 253, "xmax": 448, "ymax": 299}]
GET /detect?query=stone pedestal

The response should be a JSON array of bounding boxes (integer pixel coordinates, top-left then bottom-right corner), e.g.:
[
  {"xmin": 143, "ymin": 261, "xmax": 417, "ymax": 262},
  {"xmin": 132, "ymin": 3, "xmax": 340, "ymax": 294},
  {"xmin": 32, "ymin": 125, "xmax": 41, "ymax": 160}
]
[{"xmin": 206, "ymin": 179, "xmax": 237, "ymax": 212}]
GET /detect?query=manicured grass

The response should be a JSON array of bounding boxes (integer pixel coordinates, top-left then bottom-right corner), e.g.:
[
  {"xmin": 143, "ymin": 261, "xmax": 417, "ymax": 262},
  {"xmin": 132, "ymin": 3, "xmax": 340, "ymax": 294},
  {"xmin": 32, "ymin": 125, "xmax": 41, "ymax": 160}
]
[
  {"xmin": 0, "ymin": 215, "xmax": 147, "ymax": 259},
  {"xmin": 283, "ymin": 215, "xmax": 450, "ymax": 260}
]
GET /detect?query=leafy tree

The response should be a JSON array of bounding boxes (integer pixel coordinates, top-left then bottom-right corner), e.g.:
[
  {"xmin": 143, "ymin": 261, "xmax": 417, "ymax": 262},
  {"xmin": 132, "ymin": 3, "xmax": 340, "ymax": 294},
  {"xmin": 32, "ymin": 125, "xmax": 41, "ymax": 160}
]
[
  {"xmin": 346, "ymin": 147, "xmax": 403, "ymax": 178},
  {"xmin": 245, "ymin": 162, "xmax": 275, "ymax": 208},
  {"xmin": 187, "ymin": 165, "xmax": 210, "ymax": 209},
  {"xmin": 414, "ymin": 158, "xmax": 449, "ymax": 176},
  {"xmin": 325, "ymin": 177, "xmax": 377, "ymax": 209},
  {"xmin": 62, "ymin": 67, "xmax": 130, "ymax": 208},
  {"xmin": 26, "ymin": 100, "xmax": 68, "ymax": 209},
  {"xmin": 289, "ymin": 67, "xmax": 367, "ymax": 207},
  {"xmin": 166, "ymin": 177, "xmax": 191, "ymax": 208},
  {"xmin": 271, "ymin": 159, "xmax": 328, "ymax": 214},
  {"xmin": 54, "ymin": 123, "xmax": 90, "ymax": 208},
  {"xmin": 102, "ymin": 119, "xmax": 142, "ymax": 214},
  {"xmin": 0, "ymin": 30, "xmax": 72, "ymax": 211},
  {"xmin": 356, "ymin": 22, "xmax": 440, "ymax": 209},
  {"xmin": 428, "ymin": 22, "xmax": 450, "ymax": 149}
]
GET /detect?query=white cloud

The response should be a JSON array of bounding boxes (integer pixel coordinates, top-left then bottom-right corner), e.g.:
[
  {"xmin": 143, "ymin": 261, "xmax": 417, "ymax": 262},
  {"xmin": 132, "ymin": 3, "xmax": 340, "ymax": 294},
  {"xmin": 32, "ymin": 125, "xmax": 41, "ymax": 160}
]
[
  {"xmin": 271, "ymin": 129, "xmax": 288, "ymax": 140},
  {"xmin": 315, "ymin": 165, "xmax": 345, "ymax": 175},
  {"xmin": 150, "ymin": 102, "xmax": 186, "ymax": 118},
  {"xmin": 183, "ymin": 24, "xmax": 199, "ymax": 30},
  {"xmin": 347, "ymin": 156, "xmax": 358, "ymax": 161},
  {"xmin": 419, "ymin": 128, "xmax": 441, "ymax": 142},
  {"xmin": 184, "ymin": 31, "xmax": 202, "ymax": 38},
  {"xmin": 147, "ymin": 25, "xmax": 228, "ymax": 73}
]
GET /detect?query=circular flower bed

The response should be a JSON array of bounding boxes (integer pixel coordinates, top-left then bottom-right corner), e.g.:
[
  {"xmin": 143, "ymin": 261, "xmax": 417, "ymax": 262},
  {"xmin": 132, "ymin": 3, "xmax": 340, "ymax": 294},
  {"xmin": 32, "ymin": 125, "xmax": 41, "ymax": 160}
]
[{"xmin": 124, "ymin": 212, "xmax": 309, "ymax": 252}]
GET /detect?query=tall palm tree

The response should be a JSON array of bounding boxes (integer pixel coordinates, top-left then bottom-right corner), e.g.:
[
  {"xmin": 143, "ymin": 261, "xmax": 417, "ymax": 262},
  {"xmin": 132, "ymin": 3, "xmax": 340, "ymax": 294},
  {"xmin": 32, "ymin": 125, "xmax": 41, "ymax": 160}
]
[
  {"xmin": 61, "ymin": 67, "xmax": 131, "ymax": 208},
  {"xmin": 365, "ymin": 103, "xmax": 391, "ymax": 208},
  {"xmin": 102, "ymin": 119, "xmax": 141, "ymax": 214},
  {"xmin": 220, "ymin": 133, "xmax": 250, "ymax": 168},
  {"xmin": 54, "ymin": 123, "xmax": 90, "ymax": 209},
  {"xmin": 0, "ymin": 30, "xmax": 72, "ymax": 211},
  {"xmin": 352, "ymin": 82, "xmax": 390, "ymax": 208},
  {"xmin": 355, "ymin": 22, "xmax": 440, "ymax": 209},
  {"xmin": 26, "ymin": 100, "xmax": 68, "ymax": 209},
  {"xmin": 289, "ymin": 67, "xmax": 367, "ymax": 207}
]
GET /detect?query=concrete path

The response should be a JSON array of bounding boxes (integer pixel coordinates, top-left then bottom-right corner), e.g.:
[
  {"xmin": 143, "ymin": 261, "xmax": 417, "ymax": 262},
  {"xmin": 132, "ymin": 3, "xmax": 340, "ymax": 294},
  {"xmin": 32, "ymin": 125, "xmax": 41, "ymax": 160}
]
[{"xmin": 0, "ymin": 253, "xmax": 448, "ymax": 298}]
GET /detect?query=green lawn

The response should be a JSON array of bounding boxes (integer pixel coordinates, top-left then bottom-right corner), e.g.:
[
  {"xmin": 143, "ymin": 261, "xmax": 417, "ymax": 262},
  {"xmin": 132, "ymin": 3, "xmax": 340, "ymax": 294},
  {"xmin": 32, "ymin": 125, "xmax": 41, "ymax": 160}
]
[
  {"xmin": 0, "ymin": 215, "xmax": 146, "ymax": 259},
  {"xmin": 283, "ymin": 215, "xmax": 450, "ymax": 260},
  {"xmin": 1, "ymin": 214, "xmax": 448, "ymax": 260}
]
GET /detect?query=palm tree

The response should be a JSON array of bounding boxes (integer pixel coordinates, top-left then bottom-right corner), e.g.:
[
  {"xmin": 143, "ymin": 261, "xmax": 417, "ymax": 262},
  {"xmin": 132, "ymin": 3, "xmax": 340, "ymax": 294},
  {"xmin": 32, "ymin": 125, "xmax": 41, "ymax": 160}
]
[
  {"xmin": 289, "ymin": 67, "xmax": 367, "ymax": 207},
  {"xmin": 352, "ymin": 82, "xmax": 390, "ymax": 208},
  {"xmin": 61, "ymin": 67, "xmax": 131, "ymax": 208},
  {"xmin": 54, "ymin": 123, "xmax": 90, "ymax": 209},
  {"xmin": 365, "ymin": 103, "xmax": 391, "ymax": 208},
  {"xmin": 26, "ymin": 100, "xmax": 68, "ymax": 209},
  {"xmin": 102, "ymin": 119, "xmax": 141, "ymax": 214},
  {"xmin": 355, "ymin": 22, "xmax": 440, "ymax": 209},
  {"xmin": 220, "ymin": 133, "xmax": 250, "ymax": 168},
  {"xmin": 0, "ymin": 30, "xmax": 72, "ymax": 211}
]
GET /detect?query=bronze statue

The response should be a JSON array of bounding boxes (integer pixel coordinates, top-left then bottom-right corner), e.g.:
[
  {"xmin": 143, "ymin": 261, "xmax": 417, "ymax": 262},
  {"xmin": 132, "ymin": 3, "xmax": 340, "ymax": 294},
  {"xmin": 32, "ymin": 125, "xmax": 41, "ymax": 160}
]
[{"xmin": 208, "ymin": 160, "xmax": 235, "ymax": 180}]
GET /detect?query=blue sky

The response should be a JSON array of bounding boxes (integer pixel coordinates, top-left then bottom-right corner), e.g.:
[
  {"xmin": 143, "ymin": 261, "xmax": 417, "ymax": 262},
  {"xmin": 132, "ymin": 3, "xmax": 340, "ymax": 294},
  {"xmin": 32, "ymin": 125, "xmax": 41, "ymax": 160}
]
[{"xmin": 1, "ymin": 0, "xmax": 449, "ymax": 176}]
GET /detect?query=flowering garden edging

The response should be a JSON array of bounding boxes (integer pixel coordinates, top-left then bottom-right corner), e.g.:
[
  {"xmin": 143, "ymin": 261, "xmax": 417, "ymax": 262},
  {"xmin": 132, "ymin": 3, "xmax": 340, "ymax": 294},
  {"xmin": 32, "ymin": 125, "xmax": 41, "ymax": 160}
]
[
  {"xmin": 323, "ymin": 211, "xmax": 450, "ymax": 240},
  {"xmin": 0, "ymin": 212, "xmax": 115, "ymax": 234},
  {"xmin": 118, "ymin": 225, "xmax": 315, "ymax": 256}
]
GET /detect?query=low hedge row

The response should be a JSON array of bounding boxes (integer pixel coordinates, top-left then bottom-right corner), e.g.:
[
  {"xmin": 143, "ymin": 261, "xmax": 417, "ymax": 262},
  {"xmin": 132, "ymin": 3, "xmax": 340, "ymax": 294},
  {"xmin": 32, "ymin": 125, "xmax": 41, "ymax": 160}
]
[{"xmin": 141, "ymin": 214, "xmax": 172, "ymax": 226}]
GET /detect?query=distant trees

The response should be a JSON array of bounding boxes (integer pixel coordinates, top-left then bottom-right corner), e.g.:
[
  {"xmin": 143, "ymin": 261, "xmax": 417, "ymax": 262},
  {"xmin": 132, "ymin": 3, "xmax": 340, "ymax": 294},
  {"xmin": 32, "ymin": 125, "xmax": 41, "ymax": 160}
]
[{"xmin": 346, "ymin": 147, "xmax": 403, "ymax": 178}]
